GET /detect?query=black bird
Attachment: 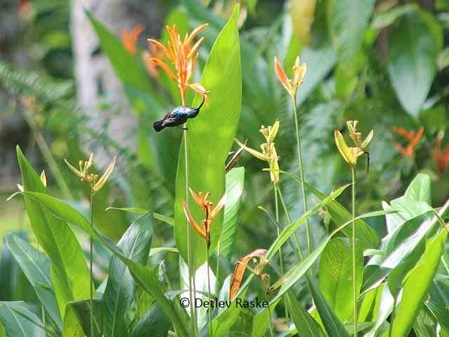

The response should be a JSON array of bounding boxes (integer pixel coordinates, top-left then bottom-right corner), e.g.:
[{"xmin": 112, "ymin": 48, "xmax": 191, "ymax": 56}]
[{"xmin": 153, "ymin": 97, "xmax": 205, "ymax": 132}]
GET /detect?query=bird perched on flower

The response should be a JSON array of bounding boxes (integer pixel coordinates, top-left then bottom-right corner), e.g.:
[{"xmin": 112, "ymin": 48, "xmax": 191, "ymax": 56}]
[{"xmin": 153, "ymin": 96, "xmax": 205, "ymax": 132}]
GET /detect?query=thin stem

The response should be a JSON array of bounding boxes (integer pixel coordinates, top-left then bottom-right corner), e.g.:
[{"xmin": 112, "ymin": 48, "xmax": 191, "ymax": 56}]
[
  {"xmin": 274, "ymin": 184, "xmax": 288, "ymax": 320},
  {"xmin": 351, "ymin": 167, "xmax": 357, "ymax": 337},
  {"xmin": 206, "ymin": 245, "xmax": 213, "ymax": 337},
  {"xmin": 277, "ymin": 186, "xmax": 304, "ymax": 260},
  {"xmin": 89, "ymin": 192, "xmax": 94, "ymax": 337},
  {"xmin": 292, "ymin": 100, "xmax": 311, "ymax": 254},
  {"xmin": 183, "ymin": 129, "xmax": 197, "ymax": 337}
]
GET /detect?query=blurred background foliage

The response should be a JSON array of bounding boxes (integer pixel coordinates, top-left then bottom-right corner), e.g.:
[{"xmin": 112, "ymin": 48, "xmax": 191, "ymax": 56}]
[{"xmin": 1, "ymin": 0, "xmax": 449, "ymax": 306}]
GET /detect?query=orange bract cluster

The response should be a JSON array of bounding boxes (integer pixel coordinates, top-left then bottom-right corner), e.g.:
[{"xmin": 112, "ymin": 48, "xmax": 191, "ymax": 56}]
[
  {"xmin": 229, "ymin": 249, "xmax": 269, "ymax": 300},
  {"xmin": 434, "ymin": 132, "xmax": 449, "ymax": 175},
  {"xmin": 274, "ymin": 56, "xmax": 307, "ymax": 99},
  {"xmin": 147, "ymin": 24, "xmax": 209, "ymax": 103},
  {"xmin": 121, "ymin": 25, "xmax": 145, "ymax": 54},
  {"xmin": 392, "ymin": 127, "xmax": 424, "ymax": 158},
  {"xmin": 183, "ymin": 188, "xmax": 226, "ymax": 247}
]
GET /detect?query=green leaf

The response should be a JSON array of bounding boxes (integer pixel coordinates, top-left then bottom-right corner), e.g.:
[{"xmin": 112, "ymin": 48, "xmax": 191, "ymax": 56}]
[
  {"xmin": 371, "ymin": 4, "xmax": 418, "ymax": 29},
  {"xmin": 16, "ymin": 146, "xmax": 90, "ymax": 315},
  {"xmin": 318, "ymin": 238, "xmax": 363, "ymax": 321},
  {"xmin": 387, "ymin": 11, "xmax": 442, "ymax": 116},
  {"xmin": 129, "ymin": 303, "xmax": 170, "ymax": 337},
  {"xmin": 0, "ymin": 302, "xmax": 45, "ymax": 337},
  {"xmin": 266, "ymin": 184, "xmax": 348, "ymax": 260},
  {"xmin": 174, "ymin": 5, "xmax": 242, "ymax": 270},
  {"xmin": 102, "ymin": 213, "xmax": 153, "ymax": 337},
  {"xmin": 306, "ymin": 182, "xmax": 380, "ymax": 249},
  {"xmin": 391, "ymin": 230, "xmax": 447, "ymax": 337},
  {"xmin": 385, "ymin": 173, "xmax": 433, "ymax": 233},
  {"xmin": 287, "ymin": 292, "xmax": 325, "ymax": 337},
  {"xmin": 329, "ymin": 0, "xmax": 375, "ymax": 65},
  {"xmin": 64, "ymin": 300, "xmax": 102, "ymax": 337},
  {"xmin": 428, "ymin": 278, "xmax": 449, "ymax": 330},
  {"xmin": 62, "ymin": 304, "xmax": 85, "ymax": 337},
  {"xmin": 308, "ymin": 279, "xmax": 350, "ymax": 337},
  {"xmin": 5, "ymin": 234, "xmax": 62, "ymax": 331},
  {"xmin": 220, "ymin": 167, "xmax": 245, "ymax": 260}
]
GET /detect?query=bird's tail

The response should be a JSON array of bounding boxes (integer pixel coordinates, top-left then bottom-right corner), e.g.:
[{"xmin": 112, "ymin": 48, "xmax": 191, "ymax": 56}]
[{"xmin": 153, "ymin": 120, "xmax": 164, "ymax": 132}]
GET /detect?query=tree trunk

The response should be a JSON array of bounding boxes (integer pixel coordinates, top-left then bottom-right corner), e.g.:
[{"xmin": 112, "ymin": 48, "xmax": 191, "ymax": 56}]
[{"xmin": 71, "ymin": 0, "xmax": 162, "ymax": 159}]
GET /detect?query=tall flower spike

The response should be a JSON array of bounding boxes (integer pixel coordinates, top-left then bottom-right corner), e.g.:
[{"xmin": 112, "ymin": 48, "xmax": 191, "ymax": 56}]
[
  {"xmin": 147, "ymin": 23, "xmax": 209, "ymax": 102},
  {"xmin": 392, "ymin": 127, "xmax": 424, "ymax": 158},
  {"xmin": 274, "ymin": 56, "xmax": 307, "ymax": 99},
  {"xmin": 236, "ymin": 120, "xmax": 281, "ymax": 184},
  {"xmin": 183, "ymin": 188, "xmax": 226, "ymax": 247},
  {"xmin": 335, "ymin": 121, "xmax": 373, "ymax": 168}
]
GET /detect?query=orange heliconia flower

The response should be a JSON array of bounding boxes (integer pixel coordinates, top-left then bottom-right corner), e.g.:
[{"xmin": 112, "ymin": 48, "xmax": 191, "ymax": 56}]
[
  {"xmin": 121, "ymin": 24, "xmax": 145, "ymax": 54},
  {"xmin": 392, "ymin": 127, "xmax": 424, "ymax": 158},
  {"xmin": 434, "ymin": 131, "xmax": 449, "ymax": 175},
  {"xmin": 229, "ymin": 249, "xmax": 268, "ymax": 300},
  {"xmin": 147, "ymin": 23, "xmax": 209, "ymax": 103},
  {"xmin": 182, "ymin": 188, "xmax": 226, "ymax": 247},
  {"xmin": 274, "ymin": 56, "xmax": 307, "ymax": 99}
]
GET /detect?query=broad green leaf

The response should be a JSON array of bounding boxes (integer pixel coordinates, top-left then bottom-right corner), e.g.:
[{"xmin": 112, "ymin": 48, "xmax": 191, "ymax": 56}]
[
  {"xmin": 287, "ymin": 292, "xmax": 325, "ymax": 337},
  {"xmin": 16, "ymin": 190, "xmax": 190, "ymax": 336},
  {"xmin": 16, "ymin": 146, "xmax": 90, "ymax": 314},
  {"xmin": 220, "ymin": 167, "xmax": 245, "ymax": 259},
  {"xmin": 387, "ymin": 11, "xmax": 442, "ymax": 116},
  {"xmin": 371, "ymin": 4, "xmax": 418, "ymax": 29},
  {"xmin": 385, "ymin": 173, "xmax": 433, "ymax": 233},
  {"xmin": 62, "ymin": 304, "xmax": 85, "ymax": 337},
  {"xmin": 365, "ymin": 284, "xmax": 394, "ymax": 337},
  {"xmin": 413, "ymin": 307, "xmax": 438, "ymax": 337},
  {"xmin": 174, "ymin": 5, "xmax": 242, "ymax": 270},
  {"xmin": 5, "ymin": 234, "xmax": 62, "ymax": 330},
  {"xmin": 318, "ymin": 238, "xmax": 363, "ymax": 321},
  {"xmin": 329, "ymin": 0, "xmax": 375, "ymax": 65},
  {"xmin": 129, "ymin": 303, "xmax": 170, "ymax": 337},
  {"xmin": 0, "ymin": 302, "xmax": 44, "ymax": 337},
  {"xmin": 64, "ymin": 300, "xmax": 102, "ymax": 337},
  {"xmin": 308, "ymin": 279, "xmax": 350, "ymax": 337},
  {"xmin": 391, "ymin": 230, "xmax": 447, "ymax": 337},
  {"xmin": 402, "ymin": 173, "xmax": 431, "ymax": 204},
  {"xmin": 102, "ymin": 213, "xmax": 153, "ymax": 337},
  {"xmin": 428, "ymin": 278, "xmax": 449, "ymax": 330}
]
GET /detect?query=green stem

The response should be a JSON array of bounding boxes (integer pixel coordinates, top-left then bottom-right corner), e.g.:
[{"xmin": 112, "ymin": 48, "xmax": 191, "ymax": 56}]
[
  {"xmin": 274, "ymin": 184, "xmax": 288, "ymax": 320},
  {"xmin": 89, "ymin": 192, "xmax": 94, "ymax": 337},
  {"xmin": 292, "ymin": 100, "xmax": 311, "ymax": 254},
  {"xmin": 277, "ymin": 186, "xmax": 304, "ymax": 260},
  {"xmin": 206, "ymin": 245, "xmax": 212, "ymax": 337},
  {"xmin": 183, "ymin": 129, "xmax": 197, "ymax": 337},
  {"xmin": 351, "ymin": 167, "xmax": 357, "ymax": 336}
]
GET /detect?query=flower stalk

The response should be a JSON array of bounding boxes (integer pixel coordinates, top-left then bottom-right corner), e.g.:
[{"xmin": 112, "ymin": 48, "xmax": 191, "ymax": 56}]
[
  {"xmin": 334, "ymin": 121, "xmax": 373, "ymax": 337},
  {"xmin": 65, "ymin": 154, "xmax": 115, "ymax": 337},
  {"xmin": 274, "ymin": 56, "xmax": 311, "ymax": 253}
]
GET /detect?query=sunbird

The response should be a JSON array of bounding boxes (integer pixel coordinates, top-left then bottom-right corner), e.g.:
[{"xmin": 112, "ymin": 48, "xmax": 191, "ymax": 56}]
[{"xmin": 153, "ymin": 97, "xmax": 205, "ymax": 132}]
